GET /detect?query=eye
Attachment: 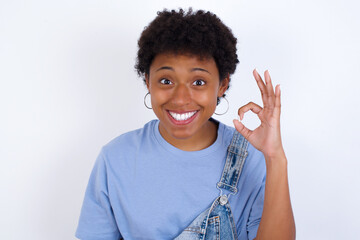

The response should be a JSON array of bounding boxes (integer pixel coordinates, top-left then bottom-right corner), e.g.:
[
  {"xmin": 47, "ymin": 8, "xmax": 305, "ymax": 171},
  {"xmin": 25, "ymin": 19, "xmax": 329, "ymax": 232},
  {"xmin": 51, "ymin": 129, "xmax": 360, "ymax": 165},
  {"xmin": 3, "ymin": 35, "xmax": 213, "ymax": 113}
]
[
  {"xmin": 160, "ymin": 78, "xmax": 173, "ymax": 85},
  {"xmin": 193, "ymin": 79, "xmax": 206, "ymax": 86}
]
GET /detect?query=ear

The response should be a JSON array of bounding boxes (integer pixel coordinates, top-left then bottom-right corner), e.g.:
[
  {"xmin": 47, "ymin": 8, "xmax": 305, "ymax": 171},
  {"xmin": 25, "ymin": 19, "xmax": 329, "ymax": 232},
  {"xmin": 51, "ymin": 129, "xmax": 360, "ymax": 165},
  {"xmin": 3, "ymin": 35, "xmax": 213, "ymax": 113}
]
[
  {"xmin": 217, "ymin": 74, "xmax": 230, "ymax": 97},
  {"xmin": 145, "ymin": 73, "xmax": 150, "ymax": 91}
]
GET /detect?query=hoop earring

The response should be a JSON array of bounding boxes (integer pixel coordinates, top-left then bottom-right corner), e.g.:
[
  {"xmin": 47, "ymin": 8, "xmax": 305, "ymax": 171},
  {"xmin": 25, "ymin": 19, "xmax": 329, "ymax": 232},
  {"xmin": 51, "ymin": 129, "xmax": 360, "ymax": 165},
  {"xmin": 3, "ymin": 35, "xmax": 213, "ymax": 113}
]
[
  {"xmin": 144, "ymin": 92, "xmax": 152, "ymax": 109},
  {"xmin": 214, "ymin": 97, "xmax": 229, "ymax": 115}
]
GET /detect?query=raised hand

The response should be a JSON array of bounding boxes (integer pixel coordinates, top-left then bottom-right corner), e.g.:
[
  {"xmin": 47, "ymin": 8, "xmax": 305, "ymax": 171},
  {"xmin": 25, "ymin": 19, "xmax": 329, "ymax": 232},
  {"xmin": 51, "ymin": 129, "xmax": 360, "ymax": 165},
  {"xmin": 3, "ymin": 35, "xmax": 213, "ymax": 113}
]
[{"xmin": 233, "ymin": 69, "xmax": 285, "ymax": 159}]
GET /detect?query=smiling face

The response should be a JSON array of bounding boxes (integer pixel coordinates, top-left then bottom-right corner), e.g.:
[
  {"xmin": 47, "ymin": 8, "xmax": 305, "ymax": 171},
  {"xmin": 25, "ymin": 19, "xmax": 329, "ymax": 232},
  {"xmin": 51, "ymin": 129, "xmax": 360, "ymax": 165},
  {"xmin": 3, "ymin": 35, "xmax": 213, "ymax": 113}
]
[{"xmin": 146, "ymin": 53, "xmax": 229, "ymax": 150}]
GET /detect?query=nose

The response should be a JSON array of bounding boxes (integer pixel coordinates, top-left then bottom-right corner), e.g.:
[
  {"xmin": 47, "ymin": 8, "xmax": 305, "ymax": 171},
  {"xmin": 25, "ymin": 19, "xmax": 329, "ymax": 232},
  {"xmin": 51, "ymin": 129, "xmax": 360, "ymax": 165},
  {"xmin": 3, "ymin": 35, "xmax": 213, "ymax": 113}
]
[{"xmin": 172, "ymin": 84, "xmax": 191, "ymax": 106}]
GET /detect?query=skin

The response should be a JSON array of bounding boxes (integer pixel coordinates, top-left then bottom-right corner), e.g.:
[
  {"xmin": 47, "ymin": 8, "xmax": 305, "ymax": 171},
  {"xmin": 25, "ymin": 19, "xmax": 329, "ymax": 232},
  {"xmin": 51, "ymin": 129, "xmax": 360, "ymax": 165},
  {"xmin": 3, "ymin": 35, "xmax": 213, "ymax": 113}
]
[{"xmin": 147, "ymin": 53, "xmax": 295, "ymax": 239}]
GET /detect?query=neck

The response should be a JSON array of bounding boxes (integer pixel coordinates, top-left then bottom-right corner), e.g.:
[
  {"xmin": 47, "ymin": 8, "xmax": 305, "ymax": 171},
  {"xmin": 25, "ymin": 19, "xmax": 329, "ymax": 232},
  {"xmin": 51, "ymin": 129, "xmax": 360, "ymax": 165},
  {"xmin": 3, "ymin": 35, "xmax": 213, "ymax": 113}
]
[{"xmin": 159, "ymin": 119, "xmax": 218, "ymax": 151}]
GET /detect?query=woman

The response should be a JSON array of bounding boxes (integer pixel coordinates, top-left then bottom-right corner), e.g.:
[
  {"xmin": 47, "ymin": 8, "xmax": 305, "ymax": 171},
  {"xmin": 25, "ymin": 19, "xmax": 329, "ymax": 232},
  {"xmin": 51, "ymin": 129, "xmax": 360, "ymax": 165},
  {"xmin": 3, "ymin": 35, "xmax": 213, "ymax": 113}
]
[{"xmin": 76, "ymin": 8, "xmax": 295, "ymax": 240}]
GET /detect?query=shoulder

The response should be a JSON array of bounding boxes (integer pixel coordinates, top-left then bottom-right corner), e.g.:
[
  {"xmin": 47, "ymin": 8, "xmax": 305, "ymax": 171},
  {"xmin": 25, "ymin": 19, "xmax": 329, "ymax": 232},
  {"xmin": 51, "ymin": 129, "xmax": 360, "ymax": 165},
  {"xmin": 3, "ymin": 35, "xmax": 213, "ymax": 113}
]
[
  {"xmin": 241, "ymin": 139, "xmax": 266, "ymax": 191},
  {"xmin": 216, "ymin": 119, "xmax": 236, "ymax": 146},
  {"xmin": 101, "ymin": 120, "xmax": 158, "ymax": 158}
]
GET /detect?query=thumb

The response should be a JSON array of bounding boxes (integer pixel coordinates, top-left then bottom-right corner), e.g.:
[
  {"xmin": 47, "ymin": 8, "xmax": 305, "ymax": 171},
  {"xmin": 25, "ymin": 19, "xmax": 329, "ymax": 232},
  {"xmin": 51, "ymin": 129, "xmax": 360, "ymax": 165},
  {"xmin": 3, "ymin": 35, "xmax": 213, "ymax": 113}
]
[{"xmin": 233, "ymin": 119, "xmax": 252, "ymax": 140}]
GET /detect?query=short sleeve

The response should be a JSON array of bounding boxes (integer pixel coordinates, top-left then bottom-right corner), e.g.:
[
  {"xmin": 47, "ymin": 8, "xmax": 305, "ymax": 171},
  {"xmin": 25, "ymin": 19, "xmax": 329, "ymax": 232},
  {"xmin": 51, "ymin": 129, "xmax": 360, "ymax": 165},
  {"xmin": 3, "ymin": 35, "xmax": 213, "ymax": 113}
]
[
  {"xmin": 246, "ymin": 175, "xmax": 265, "ymax": 240},
  {"xmin": 75, "ymin": 150, "xmax": 121, "ymax": 240}
]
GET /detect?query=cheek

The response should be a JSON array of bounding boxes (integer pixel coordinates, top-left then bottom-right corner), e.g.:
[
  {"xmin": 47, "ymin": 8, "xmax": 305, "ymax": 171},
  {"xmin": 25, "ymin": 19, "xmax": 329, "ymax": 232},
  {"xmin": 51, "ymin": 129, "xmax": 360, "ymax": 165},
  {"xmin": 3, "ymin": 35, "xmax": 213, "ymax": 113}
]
[
  {"xmin": 150, "ymin": 90, "xmax": 170, "ymax": 107},
  {"xmin": 193, "ymin": 90, "xmax": 218, "ymax": 107}
]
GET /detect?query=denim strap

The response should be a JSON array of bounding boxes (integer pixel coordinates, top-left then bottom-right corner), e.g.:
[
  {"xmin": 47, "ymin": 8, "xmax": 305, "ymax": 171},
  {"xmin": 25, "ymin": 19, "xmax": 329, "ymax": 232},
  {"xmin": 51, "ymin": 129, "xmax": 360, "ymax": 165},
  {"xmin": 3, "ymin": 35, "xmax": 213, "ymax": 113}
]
[{"xmin": 216, "ymin": 130, "xmax": 249, "ymax": 195}]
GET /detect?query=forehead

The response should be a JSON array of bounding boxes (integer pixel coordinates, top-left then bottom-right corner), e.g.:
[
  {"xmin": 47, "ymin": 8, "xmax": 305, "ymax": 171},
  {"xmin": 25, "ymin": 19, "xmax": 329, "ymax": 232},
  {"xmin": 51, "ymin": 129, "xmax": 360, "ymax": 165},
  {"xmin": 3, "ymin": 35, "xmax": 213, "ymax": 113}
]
[{"xmin": 150, "ymin": 53, "xmax": 218, "ymax": 72}]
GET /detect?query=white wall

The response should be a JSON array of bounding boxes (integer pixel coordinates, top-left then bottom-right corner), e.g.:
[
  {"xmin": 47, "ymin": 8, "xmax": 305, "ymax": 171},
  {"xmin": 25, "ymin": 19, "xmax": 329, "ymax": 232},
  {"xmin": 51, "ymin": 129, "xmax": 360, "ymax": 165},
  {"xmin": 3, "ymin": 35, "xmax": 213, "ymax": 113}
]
[{"xmin": 1, "ymin": 0, "xmax": 359, "ymax": 239}]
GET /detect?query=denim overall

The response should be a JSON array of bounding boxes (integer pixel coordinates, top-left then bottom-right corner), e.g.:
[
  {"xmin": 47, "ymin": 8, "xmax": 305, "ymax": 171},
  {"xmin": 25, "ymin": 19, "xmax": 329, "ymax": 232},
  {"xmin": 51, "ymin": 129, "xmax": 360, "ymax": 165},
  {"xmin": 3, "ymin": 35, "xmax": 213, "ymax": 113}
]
[{"xmin": 174, "ymin": 131, "xmax": 249, "ymax": 240}]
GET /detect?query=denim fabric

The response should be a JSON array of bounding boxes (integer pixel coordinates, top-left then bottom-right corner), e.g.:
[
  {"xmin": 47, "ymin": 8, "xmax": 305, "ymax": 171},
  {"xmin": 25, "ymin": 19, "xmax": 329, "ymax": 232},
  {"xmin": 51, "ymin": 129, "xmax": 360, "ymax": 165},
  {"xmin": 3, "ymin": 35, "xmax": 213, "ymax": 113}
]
[{"xmin": 175, "ymin": 131, "xmax": 249, "ymax": 240}]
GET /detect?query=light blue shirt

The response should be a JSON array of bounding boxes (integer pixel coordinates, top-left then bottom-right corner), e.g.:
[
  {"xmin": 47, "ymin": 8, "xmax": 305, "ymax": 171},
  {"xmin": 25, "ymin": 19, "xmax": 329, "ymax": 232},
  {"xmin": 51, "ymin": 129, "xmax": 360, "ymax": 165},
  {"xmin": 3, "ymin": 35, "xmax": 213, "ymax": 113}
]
[{"xmin": 76, "ymin": 119, "xmax": 266, "ymax": 240}]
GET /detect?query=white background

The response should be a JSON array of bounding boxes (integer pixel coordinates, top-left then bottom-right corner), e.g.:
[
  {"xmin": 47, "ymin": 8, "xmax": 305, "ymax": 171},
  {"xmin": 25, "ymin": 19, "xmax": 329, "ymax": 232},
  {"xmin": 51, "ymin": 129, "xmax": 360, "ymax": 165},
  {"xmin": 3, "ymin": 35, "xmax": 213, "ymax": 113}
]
[{"xmin": 1, "ymin": 0, "xmax": 359, "ymax": 239}]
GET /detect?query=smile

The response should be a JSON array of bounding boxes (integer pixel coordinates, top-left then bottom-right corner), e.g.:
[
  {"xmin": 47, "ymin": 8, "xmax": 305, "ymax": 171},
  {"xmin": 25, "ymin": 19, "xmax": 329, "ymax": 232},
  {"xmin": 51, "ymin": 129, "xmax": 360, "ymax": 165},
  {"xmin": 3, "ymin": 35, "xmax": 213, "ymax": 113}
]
[{"xmin": 169, "ymin": 111, "xmax": 197, "ymax": 121}]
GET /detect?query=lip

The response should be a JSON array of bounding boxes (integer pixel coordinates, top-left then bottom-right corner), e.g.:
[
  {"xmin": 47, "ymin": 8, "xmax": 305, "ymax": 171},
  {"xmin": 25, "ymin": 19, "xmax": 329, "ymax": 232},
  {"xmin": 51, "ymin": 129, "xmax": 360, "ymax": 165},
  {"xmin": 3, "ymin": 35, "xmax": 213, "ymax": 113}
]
[{"xmin": 166, "ymin": 110, "xmax": 199, "ymax": 125}]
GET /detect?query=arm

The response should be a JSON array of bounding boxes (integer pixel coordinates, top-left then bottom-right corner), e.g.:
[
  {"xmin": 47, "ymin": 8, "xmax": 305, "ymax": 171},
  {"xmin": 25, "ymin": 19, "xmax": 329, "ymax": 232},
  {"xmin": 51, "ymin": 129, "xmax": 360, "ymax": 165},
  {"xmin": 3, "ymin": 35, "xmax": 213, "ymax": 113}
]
[
  {"xmin": 233, "ymin": 69, "xmax": 296, "ymax": 239},
  {"xmin": 256, "ymin": 153, "xmax": 295, "ymax": 239},
  {"xmin": 76, "ymin": 150, "xmax": 122, "ymax": 240}
]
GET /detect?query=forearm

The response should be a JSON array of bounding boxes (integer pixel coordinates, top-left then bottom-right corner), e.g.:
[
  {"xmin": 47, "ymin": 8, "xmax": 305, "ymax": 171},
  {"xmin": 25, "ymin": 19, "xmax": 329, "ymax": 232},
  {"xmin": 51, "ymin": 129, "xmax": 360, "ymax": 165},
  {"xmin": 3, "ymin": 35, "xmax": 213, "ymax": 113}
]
[{"xmin": 255, "ymin": 154, "xmax": 296, "ymax": 240}]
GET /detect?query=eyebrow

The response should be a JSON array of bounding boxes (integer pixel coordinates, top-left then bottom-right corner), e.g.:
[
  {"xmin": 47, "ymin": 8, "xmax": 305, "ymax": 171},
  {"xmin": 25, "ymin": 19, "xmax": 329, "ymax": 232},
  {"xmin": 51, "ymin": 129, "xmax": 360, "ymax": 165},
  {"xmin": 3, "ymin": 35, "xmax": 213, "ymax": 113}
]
[
  {"xmin": 156, "ymin": 66, "xmax": 173, "ymax": 72},
  {"xmin": 155, "ymin": 66, "xmax": 211, "ymax": 74},
  {"xmin": 191, "ymin": 68, "xmax": 210, "ymax": 74}
]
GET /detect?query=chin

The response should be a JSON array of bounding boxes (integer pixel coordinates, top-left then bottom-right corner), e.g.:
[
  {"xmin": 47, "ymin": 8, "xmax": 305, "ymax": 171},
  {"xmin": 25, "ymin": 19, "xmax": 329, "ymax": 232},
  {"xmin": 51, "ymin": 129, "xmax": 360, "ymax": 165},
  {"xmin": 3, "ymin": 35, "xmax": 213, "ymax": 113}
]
[{"xmin": 167, "ymin": 127, "xmax": 195, "ymax": 140}]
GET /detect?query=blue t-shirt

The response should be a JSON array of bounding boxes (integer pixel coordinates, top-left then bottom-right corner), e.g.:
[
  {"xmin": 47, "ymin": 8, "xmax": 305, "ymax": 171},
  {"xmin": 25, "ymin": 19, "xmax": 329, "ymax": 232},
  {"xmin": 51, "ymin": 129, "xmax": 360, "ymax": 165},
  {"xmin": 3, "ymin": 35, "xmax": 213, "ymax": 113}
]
[{"xmin": 76, "ymin": 120, "xmax": 266, "ymax": 240}]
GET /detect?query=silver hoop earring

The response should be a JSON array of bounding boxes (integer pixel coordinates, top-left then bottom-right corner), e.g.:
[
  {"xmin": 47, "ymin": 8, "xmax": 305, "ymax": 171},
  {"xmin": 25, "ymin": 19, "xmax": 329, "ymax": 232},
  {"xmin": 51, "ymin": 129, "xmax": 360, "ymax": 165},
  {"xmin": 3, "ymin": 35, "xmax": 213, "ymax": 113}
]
[
  {"xmin": 144, "ymin": 92, "xmax": 152, "ymax": 109},
  {"xmin": 214, "ymin": 97, "xmax": 229, "ymax": 115}
]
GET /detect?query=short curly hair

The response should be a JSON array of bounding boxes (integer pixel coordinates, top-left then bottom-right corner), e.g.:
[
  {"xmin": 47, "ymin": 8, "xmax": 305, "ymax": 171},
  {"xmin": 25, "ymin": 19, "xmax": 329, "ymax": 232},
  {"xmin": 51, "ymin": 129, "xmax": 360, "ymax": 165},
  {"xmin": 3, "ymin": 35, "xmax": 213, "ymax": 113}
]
[{"xmin": 135, "ymin": 8, "xmax": 239, "ymax": 91}]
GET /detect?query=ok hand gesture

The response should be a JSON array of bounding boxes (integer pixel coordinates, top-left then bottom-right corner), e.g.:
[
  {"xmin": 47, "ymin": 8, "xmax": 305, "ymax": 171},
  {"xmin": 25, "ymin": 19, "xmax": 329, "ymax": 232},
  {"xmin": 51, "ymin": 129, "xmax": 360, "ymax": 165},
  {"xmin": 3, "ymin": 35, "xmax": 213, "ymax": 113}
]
[{"xmin": 233, "ymin": 69, "xmax": 285, "ymax": 160}]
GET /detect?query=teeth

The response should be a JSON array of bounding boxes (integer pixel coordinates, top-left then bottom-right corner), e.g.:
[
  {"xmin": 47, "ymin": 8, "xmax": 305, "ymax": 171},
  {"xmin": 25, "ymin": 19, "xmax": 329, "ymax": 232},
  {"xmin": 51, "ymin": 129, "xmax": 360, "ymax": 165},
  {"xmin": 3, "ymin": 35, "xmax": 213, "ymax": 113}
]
[{"xmin": 169, "ymin": 111, "xmax": 197, "ymax": 121}]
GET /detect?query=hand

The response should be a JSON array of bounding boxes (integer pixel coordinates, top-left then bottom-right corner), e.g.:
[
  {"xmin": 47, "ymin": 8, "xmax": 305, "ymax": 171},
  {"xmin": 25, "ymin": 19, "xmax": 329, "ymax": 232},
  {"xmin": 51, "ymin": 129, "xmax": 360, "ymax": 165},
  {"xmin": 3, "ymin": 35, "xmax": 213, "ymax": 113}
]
[{"xmin": 233, "ymin": 69, "xmax": 285, "ymax": 159}]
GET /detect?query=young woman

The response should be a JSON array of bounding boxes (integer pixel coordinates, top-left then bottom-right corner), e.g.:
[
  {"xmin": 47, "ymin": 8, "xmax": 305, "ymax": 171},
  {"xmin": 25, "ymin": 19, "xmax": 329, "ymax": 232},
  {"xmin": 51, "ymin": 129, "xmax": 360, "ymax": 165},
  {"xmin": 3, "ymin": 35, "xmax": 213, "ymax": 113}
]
[{"xmin": 76, "ymin": 9, "xmax": 295, "ymax": 240}]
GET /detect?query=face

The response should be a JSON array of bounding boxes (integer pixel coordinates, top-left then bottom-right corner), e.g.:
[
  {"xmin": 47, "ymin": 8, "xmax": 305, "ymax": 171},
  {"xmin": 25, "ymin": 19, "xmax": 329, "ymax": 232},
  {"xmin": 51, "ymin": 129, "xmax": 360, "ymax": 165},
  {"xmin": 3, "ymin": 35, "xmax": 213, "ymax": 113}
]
[{"xmin": 146, "ymin": 53, "xmax": 229, "ymax": 145}]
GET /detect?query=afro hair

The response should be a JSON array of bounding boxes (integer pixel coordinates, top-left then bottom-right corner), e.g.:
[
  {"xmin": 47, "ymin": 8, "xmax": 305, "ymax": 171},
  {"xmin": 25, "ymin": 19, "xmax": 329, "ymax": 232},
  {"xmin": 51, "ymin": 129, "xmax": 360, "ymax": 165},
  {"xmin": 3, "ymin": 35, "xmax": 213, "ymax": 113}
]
[{"xmin": 135, "ymin": 8, "xmax": 239, "ymax": 85}]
